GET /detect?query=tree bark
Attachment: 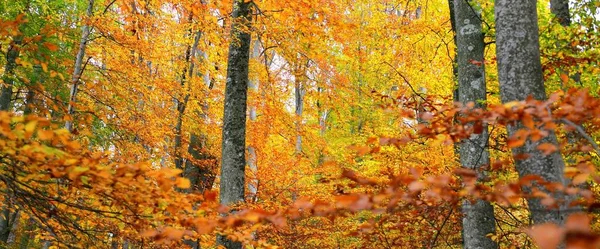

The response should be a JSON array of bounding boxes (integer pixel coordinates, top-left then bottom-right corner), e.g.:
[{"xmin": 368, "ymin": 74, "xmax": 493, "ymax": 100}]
[
  {"xmin": 184, "ymin": 133, "xmax": 217, "ymax": 194},
  {"xmin": 294, "ymin": 72, "xmax": 304, "ymax": 155},
  {"xmin": 550, "ymin": 0, "xmax": 571, "ymax": 27},
  {"xmin": 453, "ymin": 0, "xmax": 495, "ymax": 247},
  {"xmin": 0, "ymin": 34, "xmax": 22, "ymax": 245},
  {"xmin": 495, "ymin": 0, "xmax": 567, "ymax": 225},
  {"xmin": 247, "ymin": 39, "xmax": 261, "ymax": 202},
  {"xmin": 217, "ymin": 0, "xmax": 252, "ymax": 248},
  {"xmin": 65, "ymin": 0, "xmax": 94, "ymax": 132},
  {"xmin": 454, "ymin": 0, "xmax": 497, "ymax": 248},
  {"xmin": 0, "ymin": 36, "xmax": 22, "ymax": 111}
]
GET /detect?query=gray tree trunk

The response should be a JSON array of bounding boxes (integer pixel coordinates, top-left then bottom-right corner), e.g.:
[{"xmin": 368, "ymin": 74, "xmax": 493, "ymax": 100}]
[
  {"xmin": 174, "ymin": 29, "xmax": 201, "ymax": 170},
  {"xmin": 294, "ymin": 74, "xmax": 304, "ymax": 154},
  {"xmin": 0, "ymin": 36, "xmax": 22, "ymax": 111},
  {"xmin": 247, "ymin": 39, "xmax": 261, "ymax": 201},
  {"xmin": 550, "ymin": 0, "xmax": 571, "ymax": 27},
  {"xmin": 217, "ymin": 0, "xmax": 252, "ymax": 248},
  {"xmin": 0, "ymin": 34, "xmax": 22, "ymax": 245},
  {"xmin": 454, "ymin": 0, "xmax": 497, "ymax": 248},
  {"xmin": 65, "ymin": 0, "xmax": 94, "ymax": 132},
  {"xmin": 495, "ymin": 0, "xmax": 567, "ymax": 225},
  {"xmin": 184, "ymin": 133, "xmax": 217, "ymax": 194}
]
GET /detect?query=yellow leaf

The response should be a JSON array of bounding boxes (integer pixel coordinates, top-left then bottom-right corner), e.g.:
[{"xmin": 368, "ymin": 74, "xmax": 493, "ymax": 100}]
[{"xmin": 24, "ymin": 120, "xmax": 37, "ymax": 139}]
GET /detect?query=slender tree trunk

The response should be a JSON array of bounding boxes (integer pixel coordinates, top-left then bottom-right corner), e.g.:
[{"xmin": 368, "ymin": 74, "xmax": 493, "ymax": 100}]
[
  {"xmin": 0, "ymin": 36, "xmax": 22, "ymax": 111},
  {"xmin": 294, "ymin": 72, "xmax": 304, "ymax": 155},
  {"xmin": 0, "ymin": 33, "xmax": 22, "ymax": 245},
  {"xmin": 174, "ymin": 28, "xmax": 201, "ymax": 170},
  {"xmin": 550, "ymin": 0, "xmax": 571, "ymax": 27},
  {"xmin": 17, "ymin": 218, "xmax": 34, "ymax": 249},
  {"xmin": 453, "ymin": 1, "xmax": 497, "ymax": 248},
  {"xmin": 495, "ymin": 0, "xmax": 567, "ymax": 225},
  {"xmin": 217, "ymin": 0, "xmax": 252, "ymax": 248},
  {"xmin": 247, "ymin": 39, "xmax": 261, "ymax": 202},
  {"xmin": 65, "ymin": 0, "xmax": 94, "ymax": 132},
  {"xmin": 6, "ymin": 211, "xmax": 20, "ymax": 245},
  {"xmin": 0, "ymin": 208, "xmax": 12, "ymax": 242}
]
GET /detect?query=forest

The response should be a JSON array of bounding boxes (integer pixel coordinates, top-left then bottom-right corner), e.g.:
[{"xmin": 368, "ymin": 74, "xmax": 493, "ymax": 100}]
[{"xmin": 0, "ymin": 0, "xmax": 599, "ymax": 248}]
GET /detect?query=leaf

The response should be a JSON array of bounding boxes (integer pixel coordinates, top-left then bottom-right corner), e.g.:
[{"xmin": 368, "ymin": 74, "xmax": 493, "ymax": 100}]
[
  {"xmin": 525, "ymin": 223, "xmax": 564, "ymax": 249},
  {"xmin": 537, "ymin": 143, "xmax": 558, "ymax": 155},
  {"xmin": 523, "ymin": 114, "xmax": 534, "ymax": 129},
  {"xmin": 162, "ymin": 227, "xmax": 185, "ymax": 240},
  {"xmin": 44, "ymin": 42, "xmax": 59, "ymax": 51},
  {"xmin": 560, "ymin": 73, "xmax": 569, "ymax": 84},
  {"xmin": 565, "ymin": 213, "xmax": 591, "ymax": 233},
  {"xmin": 507, "ymin": 137, "xmax": 526, "ymax": 148},
  {"xmin": 37, "ymin": 129, "xmax": 54, "ymax": 140},
  {"xmin": 408, "ymin": 181, "xmax": 425, "ymax": 192},
  {"xmin": 176, "ymin": 177, "xmax": 191, "ymax": 189},
  {"xmin": 573, "ymin": 173, "xmax": 589, "ymax": 185},
  {"xmin": 24, "ymin": 120, "xmax": 37, "ymax": 139}
]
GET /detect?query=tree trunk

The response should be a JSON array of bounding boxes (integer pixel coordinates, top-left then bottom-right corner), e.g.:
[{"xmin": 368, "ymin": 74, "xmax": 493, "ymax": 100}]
[
  {"xmin": 454, "ymin": 1, "xmax": 497, "ymax": 248},
  {"xmin": 0, "ymin": 34, "xmax": 21, "ymax": 238},
  {"xmin": 0, "ymin": 36, "xmax": 22, "ymax": 111},
  {"xmin": 495, "ymin": 0, "xmax": 567, "ymax": 225},
  {"xmin": 65, "ymin": 0, "xmax": 94, "ymax": 132},
  {"xmin": 217, "ymin": 0, "xmax": 252, "ymax": 248},
  {"xmin": 294, "ymin": 73, "xmax": 304, "ymax": 154},
  {"xmin": 247, "ymin": 39, "xmax": 261, "ymax": 202},
  {"xmin": 174, "ymin": 29, "xmax": 201, "ymax": 170},
  {"xmin": 184, "ymin": 133, "xmax": 217, "ymax": 194},
  {"xmin": 550, "ymin": 0, "xmax": 571, "ymax": 27},
  {"xmin": 17, "ymin": 218, "xmax": 35, "ymax": 249}
]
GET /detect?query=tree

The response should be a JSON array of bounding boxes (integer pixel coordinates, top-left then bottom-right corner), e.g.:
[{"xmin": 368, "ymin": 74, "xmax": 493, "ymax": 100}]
[
  {"xmin": 217, "ymin": 0, "xmax": 252, "ymax": 248},
  {"xmin": 65, "ymin": 0, "xmax": 93, "ymax": 133},
  {"xmin": 495, "ymin": 0, "xmax": 567, "ymax": 225},
  {"xmin": 453, "ymin": 0, "xmax": 496, "ymax": 247},
  {"xmin": 550, "ymin": 0, "xmax": 571, "ymax": 27}
]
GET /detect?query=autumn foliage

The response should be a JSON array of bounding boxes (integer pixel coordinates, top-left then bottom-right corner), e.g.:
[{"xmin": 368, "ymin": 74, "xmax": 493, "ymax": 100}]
[{"xmin": 1, "ymin": 0, "xmax": 600, "ymax": 248}]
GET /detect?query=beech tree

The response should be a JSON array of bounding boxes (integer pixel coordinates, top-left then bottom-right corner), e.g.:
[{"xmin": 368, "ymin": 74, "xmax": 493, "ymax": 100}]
[
  {"xmin": 453, "ymin": 0, "xmax": 496, "ymax": 247},
  {"xmin": 2, "ymin": 0, "xmax": 600, "ymax": 248},
  {"xmin": 217, "ymin": 0, "xmax": 252, "ymax": 248},
  {"xmin": 495, "ymin": 0, "xmax": 568, "ymax": 225}
]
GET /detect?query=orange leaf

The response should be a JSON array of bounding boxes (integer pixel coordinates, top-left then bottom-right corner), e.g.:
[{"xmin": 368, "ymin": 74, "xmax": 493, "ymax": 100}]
[
  {"xmin": 175, "ymin": 177, "xmax": 191, "ymax": 189},
  {"xmin": 523, "ymin": 114, "xmax": 534, "ymax": 129},
  {"xmin": 162, "ymin": 227, "xmax": 185, "ymax": 240},
  {"xmin": 525, "ymin": 223, "xmax": 564, "ymax": 249},
  {"xmin": 37, "ymin": 129, "xmax": 54, "ymax": 141},
  {"xmin": 44, "ymin": 42, "xmax": 59, "ymax": 52},
  {"xmin": 537, "ymin": 143, "xmax": 558, "ymax": 155},
  {"xmin": 560, "ymin": 73, "xmax": 569, "ymax": 84},
  {"xmin": 565, "ymin": 213, "xmax": 591, "ymax": 233},
  {"xmin": 408, "ymin": 181, "xmax": 425, "ymax": 192},
  {"xmin": 507, "ymin": 137, "xmax": 526, "ymax": 148},
  {"xmin": 572, "ymin": 173, "xmax": 589, "ymax": 185}
]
